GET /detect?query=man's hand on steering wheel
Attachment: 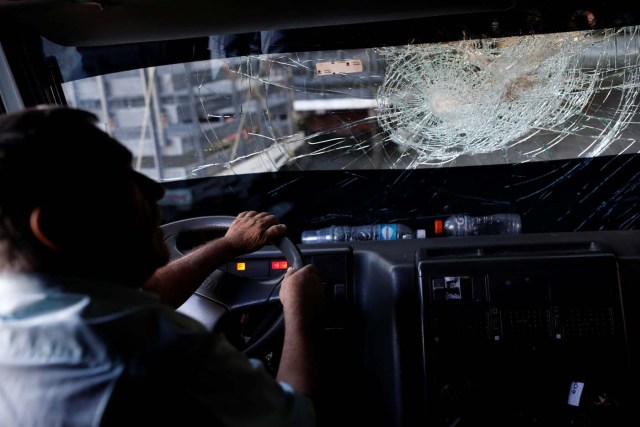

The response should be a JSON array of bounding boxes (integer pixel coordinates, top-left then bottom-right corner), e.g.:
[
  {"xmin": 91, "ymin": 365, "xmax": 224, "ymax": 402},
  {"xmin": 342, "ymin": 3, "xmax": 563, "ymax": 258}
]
[
  {"xmin": 224, "ymin": 211, "xmax": 287, "ymax": 256},
  {"xmin": 280, "ymin": 264, "xmax": 324, "ymax": 331},
  {"xmin": 155, "ymin": 212, "xmax": 310, "ymax": 360}
]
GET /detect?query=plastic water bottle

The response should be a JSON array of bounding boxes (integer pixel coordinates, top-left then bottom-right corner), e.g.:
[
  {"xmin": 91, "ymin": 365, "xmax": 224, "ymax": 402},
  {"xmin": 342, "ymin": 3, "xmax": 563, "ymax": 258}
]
[
  {"xmin": 442, "ymin": 213, "xmax": 521, "ymax": 236},
  {"xmin": 301, "ymin": 223, "xmax": 425, "ymax": 244}
]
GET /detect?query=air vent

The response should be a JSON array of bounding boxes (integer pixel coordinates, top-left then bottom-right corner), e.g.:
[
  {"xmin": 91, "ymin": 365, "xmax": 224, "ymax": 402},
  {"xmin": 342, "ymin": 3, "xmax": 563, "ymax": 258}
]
[
  {"xmin": 562, "ymin": 307, "xmax": 615, "ymax": 338},
  {"xmin": 423, "ymin": 241, "xmax": 600, "ymax": 259}
]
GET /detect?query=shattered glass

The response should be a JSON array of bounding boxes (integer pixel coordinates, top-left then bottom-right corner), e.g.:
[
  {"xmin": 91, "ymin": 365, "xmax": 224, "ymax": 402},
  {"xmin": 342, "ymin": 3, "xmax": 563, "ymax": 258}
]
[
  {"xmin": 58, "ymin": 26, "xmax": 640, "ymax": 181},
  {"xmin": 45, "ymin": 22, "xmax": 640, "ymax": 235},
  {"xmin": 377, "ymin": 27, "xmax": 640, "ymax": 164}
]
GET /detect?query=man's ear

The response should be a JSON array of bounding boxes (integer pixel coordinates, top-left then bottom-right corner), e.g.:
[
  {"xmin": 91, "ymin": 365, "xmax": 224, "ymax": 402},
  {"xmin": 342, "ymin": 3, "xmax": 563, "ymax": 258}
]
[{"xmin": 29, "ymin": 207, "xmax": 60, "ymax": 250}]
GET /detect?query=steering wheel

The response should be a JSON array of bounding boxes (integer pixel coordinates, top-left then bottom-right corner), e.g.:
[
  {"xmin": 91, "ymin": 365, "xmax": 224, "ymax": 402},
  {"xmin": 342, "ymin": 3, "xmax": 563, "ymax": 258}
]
[{"xmin": 160, "ymin": 215, "xmax": 305, "ymax": 358}]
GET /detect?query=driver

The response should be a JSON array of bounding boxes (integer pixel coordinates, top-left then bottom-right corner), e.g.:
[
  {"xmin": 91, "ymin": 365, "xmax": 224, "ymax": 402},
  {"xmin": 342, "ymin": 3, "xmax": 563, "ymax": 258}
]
[{"xmin": 0, "ymin": 105, "xmax": 324, "ymax": 426}]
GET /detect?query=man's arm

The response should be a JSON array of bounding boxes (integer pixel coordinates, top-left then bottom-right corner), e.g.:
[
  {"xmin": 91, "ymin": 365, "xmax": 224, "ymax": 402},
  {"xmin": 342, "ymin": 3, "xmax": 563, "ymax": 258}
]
[
  {"xmin": 143, "ymin": 211, "xmax": 287, "ymax": 308},
  {"xmin": 275, "ymin": 264, "xmax": 324, "ymax": 398}
]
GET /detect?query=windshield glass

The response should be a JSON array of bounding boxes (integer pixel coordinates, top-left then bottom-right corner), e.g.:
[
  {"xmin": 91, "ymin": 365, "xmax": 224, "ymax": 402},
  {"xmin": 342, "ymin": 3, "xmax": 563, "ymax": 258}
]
[
  {"xmin": 39, "ymin": 14, "xmax": 640, "ymax": 237},
  {"xmin": 51, "ymin": 26, "xmax": 640, "ymax": 181}
]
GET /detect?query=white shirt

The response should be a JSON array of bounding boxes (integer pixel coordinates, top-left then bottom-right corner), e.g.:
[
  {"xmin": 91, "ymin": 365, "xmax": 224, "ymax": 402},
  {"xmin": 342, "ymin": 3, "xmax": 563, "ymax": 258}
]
[{"xmin": 0, "ymin": 273, "xmax": 315, "ymax": 427}]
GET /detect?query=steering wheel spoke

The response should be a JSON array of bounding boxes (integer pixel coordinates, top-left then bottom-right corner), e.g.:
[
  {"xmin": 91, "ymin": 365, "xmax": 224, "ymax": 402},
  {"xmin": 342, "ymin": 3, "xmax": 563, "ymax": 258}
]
[{"xmin": 195, "ymin": 271, "xmax": 279, "ymax": 310}]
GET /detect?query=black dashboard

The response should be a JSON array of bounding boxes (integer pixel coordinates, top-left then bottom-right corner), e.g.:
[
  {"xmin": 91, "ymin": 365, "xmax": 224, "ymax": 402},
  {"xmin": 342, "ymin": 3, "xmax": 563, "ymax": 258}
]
[{"xmin": 207, "ymin": 230, "xmax": 640, "ymax": 426}]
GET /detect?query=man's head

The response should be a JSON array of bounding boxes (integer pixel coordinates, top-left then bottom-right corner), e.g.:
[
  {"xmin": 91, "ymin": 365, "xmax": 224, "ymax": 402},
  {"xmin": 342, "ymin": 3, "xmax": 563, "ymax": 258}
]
[{"xmin": 0, "ymin": 105, "xmax": 169, "ymax": 286}]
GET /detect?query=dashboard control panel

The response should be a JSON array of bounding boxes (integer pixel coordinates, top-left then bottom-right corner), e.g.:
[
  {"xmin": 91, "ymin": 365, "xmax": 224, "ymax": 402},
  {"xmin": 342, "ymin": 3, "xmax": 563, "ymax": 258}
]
[{"xmin": 417, "ymin": 250, "xmax": 628, "ymax": 425}]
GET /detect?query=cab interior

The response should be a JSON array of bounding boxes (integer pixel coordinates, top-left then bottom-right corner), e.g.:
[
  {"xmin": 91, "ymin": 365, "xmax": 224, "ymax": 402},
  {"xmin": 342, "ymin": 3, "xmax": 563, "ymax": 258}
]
[{"xmin": 1, "ymin": 1, "xmax": 640, "ymax": 426}]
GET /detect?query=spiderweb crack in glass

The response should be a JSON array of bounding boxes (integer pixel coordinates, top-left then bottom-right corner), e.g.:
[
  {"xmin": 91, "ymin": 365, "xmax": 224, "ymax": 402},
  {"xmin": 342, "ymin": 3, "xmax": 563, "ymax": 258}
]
[{"xmin": 376, "ymin": 26, "xmax": 640, "ymax": 165}]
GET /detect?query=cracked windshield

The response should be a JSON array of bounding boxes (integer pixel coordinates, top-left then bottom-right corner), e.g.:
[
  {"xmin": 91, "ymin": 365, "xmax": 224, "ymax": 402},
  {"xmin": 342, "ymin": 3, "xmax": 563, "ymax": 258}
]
[{"xmin": 50, "ymin": 21, "xmax": 640, "ymax": 236}]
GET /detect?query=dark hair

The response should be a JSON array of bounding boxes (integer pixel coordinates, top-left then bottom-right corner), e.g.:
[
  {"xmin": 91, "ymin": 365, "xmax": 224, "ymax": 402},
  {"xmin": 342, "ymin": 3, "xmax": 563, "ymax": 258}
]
[{"xmin": 0, "ymin": 105, "xmax": 132, "ymax": 269}]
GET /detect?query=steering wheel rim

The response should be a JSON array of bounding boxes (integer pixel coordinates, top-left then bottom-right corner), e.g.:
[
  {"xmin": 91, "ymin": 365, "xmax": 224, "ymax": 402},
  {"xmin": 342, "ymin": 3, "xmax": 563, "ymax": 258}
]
[{"xmin": 160, "ymin": 215, "xmax": 305, "ymax": 357}]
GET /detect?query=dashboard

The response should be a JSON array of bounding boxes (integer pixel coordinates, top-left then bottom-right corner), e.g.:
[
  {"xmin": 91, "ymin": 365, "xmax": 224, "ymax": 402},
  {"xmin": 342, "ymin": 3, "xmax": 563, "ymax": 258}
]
[{"xmin": 189, "ymin": 230, "xmax": 640, "ymax": 426}]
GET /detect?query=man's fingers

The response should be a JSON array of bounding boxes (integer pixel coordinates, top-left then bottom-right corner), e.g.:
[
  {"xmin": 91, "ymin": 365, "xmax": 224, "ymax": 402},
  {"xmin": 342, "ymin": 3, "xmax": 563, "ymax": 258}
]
[
  {"xmin": 285, "ymin": 266, "xmax": 297, "ymax": 277},
  {"xmin": 266, "ymin": 223, "xmax": 287, "ymax": 240}
]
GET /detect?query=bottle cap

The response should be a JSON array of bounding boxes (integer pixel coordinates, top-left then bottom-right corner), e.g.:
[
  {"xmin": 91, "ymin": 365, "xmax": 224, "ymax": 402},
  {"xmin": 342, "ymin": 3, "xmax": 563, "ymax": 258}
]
[
  {"xmin": 434, "ymin": 219, "xmax": 443, "ymax": 235},
  {"xmin": 301, "ymin": 230, "xmax": 333, "ymax": 243}
]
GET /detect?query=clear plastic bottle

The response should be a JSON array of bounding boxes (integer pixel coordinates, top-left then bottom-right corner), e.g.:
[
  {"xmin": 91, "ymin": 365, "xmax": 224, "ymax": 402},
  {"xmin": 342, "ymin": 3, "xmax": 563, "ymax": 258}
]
[
  {"xmin": 301, "ymin": 223, "xmax": 425, "ymax": 244},
  {"xmin": 442, "ymin": 213, "xmax": 521, "ymax": 236}
]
